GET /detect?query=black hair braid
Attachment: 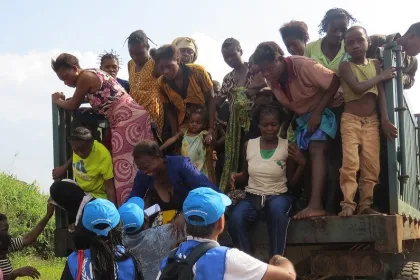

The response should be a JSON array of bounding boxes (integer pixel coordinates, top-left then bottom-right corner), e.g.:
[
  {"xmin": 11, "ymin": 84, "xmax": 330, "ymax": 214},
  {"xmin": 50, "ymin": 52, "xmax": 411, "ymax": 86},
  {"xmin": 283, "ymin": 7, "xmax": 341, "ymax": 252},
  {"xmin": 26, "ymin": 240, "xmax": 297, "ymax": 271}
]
[
  {"xmin": 89, "ymin": 227, "xmax": 134, "ymax": 280},
  {"xmin": 254, "ymin": 104, "xmax": 285, "ymax": 124},
  {"xmin": 98, "ymin": 49, "xmax": 122, "ymax": 67},
  {"xmin": 319, "ymin": 8, "xmax": 357, "ymax": 35},
  {"xmin": 125, "ymin": 30, "xmax": 157, "ymax": 49}
]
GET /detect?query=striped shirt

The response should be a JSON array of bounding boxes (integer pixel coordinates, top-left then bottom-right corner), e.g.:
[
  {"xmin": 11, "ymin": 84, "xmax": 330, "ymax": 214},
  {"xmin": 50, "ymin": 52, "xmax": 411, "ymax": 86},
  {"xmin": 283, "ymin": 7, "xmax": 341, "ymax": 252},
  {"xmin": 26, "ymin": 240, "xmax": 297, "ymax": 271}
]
[{"xmin": 0, "ymin": 237, "xmax": 24, "ymax": 276}]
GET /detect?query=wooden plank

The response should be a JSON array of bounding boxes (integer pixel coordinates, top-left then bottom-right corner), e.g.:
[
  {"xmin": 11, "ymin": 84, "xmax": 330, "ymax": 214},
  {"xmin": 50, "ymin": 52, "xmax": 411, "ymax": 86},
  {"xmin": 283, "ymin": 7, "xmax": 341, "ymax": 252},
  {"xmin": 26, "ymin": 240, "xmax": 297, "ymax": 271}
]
[{"xmin": 251, "ymin": 215, "xmax": 403, "ymax": 253}]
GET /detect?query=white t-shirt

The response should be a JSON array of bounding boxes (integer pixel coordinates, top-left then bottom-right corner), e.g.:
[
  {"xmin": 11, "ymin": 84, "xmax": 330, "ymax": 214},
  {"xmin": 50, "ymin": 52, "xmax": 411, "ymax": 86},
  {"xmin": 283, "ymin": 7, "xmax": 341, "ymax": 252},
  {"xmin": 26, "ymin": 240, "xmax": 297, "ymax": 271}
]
[{"xmin": 156, "ymin": 236, "xmax": 268, "ymax": 280}]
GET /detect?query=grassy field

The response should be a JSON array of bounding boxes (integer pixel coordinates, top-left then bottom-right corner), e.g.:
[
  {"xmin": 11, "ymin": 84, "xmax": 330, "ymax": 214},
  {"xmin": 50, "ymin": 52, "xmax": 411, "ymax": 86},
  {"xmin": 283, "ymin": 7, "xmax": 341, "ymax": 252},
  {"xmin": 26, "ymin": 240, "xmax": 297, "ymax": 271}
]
[
  {"xmin": 10, "ymin": 254, "xmax": 65, "ymax": 280},
  {"xmin": 1, "ymin": 172, "xmax": 65, "ymax": 279}
]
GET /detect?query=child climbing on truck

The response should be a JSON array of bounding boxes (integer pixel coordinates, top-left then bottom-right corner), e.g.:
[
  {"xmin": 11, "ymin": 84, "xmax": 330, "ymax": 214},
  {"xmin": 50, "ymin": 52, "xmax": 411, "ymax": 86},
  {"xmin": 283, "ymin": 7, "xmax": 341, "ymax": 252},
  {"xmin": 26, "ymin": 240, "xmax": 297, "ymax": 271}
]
[{"xmin": 338, "ymin": 26, "xmax": 398, "ymax": 216}]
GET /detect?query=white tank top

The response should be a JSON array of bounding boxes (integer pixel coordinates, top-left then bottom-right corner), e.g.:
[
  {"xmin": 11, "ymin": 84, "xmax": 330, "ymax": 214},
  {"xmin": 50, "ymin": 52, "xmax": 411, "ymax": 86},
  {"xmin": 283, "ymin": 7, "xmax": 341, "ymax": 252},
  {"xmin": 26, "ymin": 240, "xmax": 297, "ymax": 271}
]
[{"xmin": 246, "ymin": 137, "xmax": 288, "ymax": 195}]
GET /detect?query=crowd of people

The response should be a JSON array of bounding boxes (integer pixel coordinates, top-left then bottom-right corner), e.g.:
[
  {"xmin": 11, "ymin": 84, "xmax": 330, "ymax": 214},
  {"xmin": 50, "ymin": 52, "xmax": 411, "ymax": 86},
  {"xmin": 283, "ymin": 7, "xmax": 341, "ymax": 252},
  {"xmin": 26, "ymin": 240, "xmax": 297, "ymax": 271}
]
[{"xmin": 1, "ymin": 6, "xmax": 420, "ymax": 280}]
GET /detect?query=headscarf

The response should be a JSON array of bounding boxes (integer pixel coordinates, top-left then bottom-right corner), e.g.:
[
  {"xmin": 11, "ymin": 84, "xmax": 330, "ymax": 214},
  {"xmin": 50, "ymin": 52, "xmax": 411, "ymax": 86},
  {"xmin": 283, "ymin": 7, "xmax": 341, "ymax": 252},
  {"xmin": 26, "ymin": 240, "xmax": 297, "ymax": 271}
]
[{"xmin": 172, "ymin": 37, "xmax": 198, "ymax": 62}]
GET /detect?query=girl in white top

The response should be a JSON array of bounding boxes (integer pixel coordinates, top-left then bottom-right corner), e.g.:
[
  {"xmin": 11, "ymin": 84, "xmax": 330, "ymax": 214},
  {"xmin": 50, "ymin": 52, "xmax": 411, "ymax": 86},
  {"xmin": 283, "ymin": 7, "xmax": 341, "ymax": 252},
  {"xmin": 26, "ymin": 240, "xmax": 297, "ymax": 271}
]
[{"xmin": 229, "ymin": 104, "xmax": 306, "ymax": 257}]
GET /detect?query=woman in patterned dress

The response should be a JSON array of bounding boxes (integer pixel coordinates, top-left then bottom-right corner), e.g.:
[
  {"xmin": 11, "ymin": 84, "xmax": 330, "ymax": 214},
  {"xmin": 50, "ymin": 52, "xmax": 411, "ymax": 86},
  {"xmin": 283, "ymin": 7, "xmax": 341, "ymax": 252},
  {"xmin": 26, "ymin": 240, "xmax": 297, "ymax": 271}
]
[
  {"xmin": 218, "ymin": 38, "xmax": 265, "ymax": 193},
  {"xmin": 51, "ymin": 53, "xmax": 154, "ymax": 206},
  {"xmin": 127, "ymin": 30, "xmax": 165, "ymax": 141}
]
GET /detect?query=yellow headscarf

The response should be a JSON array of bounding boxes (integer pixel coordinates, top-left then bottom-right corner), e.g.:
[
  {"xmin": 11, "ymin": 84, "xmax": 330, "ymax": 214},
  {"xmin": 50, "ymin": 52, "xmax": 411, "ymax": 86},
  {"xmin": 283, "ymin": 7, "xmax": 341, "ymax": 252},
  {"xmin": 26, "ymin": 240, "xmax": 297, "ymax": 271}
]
[{"xmin": 172, "ymin": 37, "xmax": 198, "ymax": 62}]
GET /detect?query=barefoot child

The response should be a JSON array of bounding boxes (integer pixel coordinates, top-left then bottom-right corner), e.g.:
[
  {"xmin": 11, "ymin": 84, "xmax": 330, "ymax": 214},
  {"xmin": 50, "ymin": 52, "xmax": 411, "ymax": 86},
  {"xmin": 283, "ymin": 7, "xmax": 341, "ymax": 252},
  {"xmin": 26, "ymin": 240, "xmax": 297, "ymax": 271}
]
[
  {"xmin": 338, "ymin": 26, "xmax": 398, "ymax": 216},
  {"xmin": 160, "ymin": 107, "xmax": 216, "ymax": 183}
]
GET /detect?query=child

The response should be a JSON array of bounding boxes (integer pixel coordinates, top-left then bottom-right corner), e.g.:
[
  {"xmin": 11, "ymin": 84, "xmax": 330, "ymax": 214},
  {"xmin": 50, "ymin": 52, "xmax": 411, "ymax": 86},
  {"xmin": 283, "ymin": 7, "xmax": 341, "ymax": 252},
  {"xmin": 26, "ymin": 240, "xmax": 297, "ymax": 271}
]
[
  {"xmin": 160, "ymin": 107, "xmax": 216, "ymax": 183},
  {"xmin": 305, "ymin": 8, "xmax": 356, "ymax": 72},
  {"xmin": 0, "ymin": 232, "xmax": 40, "ymax": 279},
  {"xmin": 99, "ymin": 50, "xmax": 130, "ymax": 93},
  {"xmin": 119, "ymin": 197, "xmax": 179, "ymax": 280},
  {"xmin": 279, "ymin": 20, "xmax": 310, "ymax": 56},
  {"xmin": 338, "ymin": 26, "xmax": 398, "ymax": 216}
]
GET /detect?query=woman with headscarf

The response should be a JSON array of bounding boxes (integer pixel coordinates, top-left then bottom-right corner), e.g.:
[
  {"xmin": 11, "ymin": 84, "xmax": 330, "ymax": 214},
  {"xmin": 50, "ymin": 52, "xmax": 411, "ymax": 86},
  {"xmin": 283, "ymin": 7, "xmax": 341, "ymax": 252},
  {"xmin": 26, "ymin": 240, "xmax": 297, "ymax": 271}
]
[{"xmin": 172, "ymin": 37, "xmax": 198, "ymax": 64}]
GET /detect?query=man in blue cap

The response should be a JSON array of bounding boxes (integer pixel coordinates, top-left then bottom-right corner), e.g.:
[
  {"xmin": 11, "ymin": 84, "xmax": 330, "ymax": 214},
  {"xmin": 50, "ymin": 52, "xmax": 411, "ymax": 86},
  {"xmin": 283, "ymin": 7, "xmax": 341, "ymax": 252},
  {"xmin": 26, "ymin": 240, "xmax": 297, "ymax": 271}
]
[
  {"xmin": 157, "ymin": 187, "xmax": 296, "ymax": 280},
  {"xmin": 119, "ymin": 197, "xmax": 180, "ymax": 280}
]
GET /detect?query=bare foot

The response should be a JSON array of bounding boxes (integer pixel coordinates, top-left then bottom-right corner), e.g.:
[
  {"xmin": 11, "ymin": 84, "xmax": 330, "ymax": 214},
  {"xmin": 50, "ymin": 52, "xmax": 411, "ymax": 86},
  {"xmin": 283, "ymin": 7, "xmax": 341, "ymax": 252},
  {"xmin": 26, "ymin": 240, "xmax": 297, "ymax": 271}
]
[
  {"xmin": 293, "ymin": 207, "xmax": 327, "ymax": 219},
  {"xmin": 339, "ymin": 207, "xmax": 355, "ymax": 217},
  {"xmin": 358, "ymin": 208, "xmax": 383, "ymax": 215}
]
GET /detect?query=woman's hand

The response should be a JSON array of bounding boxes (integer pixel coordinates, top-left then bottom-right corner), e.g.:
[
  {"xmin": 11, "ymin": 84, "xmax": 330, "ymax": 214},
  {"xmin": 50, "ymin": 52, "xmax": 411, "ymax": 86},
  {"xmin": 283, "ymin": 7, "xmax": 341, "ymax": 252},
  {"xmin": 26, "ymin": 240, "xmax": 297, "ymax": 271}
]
[
  {"xmin": 51, "ymin": 92, "xmax": 65, "ymax": 104},
  {"xmin": 288, "ymin": 143, "xmax": 306, "ymax": 166},
  {"xmin": 204, "ymin": 128, "xmax": 215, "ymax": 145},
  {"xmin": 307, "ymin": 111, "xmax": 322, "ymax": 134},
  {"xmin": 171, "ymin": 213, "xmax": 186, "ymax": 241}
]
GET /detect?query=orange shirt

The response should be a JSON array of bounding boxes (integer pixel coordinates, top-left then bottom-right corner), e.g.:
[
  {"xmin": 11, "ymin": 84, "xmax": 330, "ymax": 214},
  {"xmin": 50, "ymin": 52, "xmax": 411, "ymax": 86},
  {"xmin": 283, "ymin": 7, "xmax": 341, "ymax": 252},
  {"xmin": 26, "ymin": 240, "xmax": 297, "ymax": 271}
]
[
  {"xmin": 128, "ymin": 59, "xmax": 164, "ymax": 136},
  {"xmin": 268, "ymin": 56, "xmax": 343, "ymax": 115},
  {"xmin": 158, "ymin": 64, "xmax": 213, "ymax": 125}
]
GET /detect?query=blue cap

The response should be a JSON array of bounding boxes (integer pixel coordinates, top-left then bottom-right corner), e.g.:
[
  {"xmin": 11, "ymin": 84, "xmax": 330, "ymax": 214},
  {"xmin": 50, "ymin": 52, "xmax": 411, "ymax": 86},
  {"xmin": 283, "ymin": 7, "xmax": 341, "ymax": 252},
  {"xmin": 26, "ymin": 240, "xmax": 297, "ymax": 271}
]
[
  {"xmin": 127, "ymin": 197, "xmax": 145, "ymax": 210},
  {"xmin": 119, "ymin": 202, "xmax": 145, "ymax": 233},
  {"xmin": 82, "ymin": 199, "xmax": 120, "ymax": 237},
  {"xmin": 183, "ymin": 187, "xmax": 231, "ymax": 226}
]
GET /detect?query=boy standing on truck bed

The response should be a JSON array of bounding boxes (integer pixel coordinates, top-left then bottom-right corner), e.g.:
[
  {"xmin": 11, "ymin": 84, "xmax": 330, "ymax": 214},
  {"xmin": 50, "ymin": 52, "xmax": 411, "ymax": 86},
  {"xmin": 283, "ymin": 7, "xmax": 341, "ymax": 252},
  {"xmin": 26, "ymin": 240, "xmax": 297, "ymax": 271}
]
[
  {"xmin": 338, "ymin": 26, "xmax": 398, "ymax": 216},
  {"xmin": 366, "ymin": 22, "xmax": 420, "ymax": 89}
]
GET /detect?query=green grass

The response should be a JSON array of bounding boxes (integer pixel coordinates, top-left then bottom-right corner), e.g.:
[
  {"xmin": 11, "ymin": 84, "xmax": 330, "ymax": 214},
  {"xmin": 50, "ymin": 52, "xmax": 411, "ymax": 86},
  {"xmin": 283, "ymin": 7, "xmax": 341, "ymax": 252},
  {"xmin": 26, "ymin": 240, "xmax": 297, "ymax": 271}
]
[
  {"xmin": 1, "ymin": 172, "xmax": 65, "ymax": 279},
  {"xmin": 10, "ymin": 254, "xmax": 65, "ymax": 280}
]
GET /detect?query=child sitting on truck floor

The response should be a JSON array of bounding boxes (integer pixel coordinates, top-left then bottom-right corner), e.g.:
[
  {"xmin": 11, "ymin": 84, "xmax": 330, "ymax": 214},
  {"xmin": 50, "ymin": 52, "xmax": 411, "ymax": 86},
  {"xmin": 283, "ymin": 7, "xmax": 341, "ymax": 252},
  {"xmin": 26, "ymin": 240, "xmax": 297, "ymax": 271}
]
[
  {"xmin": 119, "ymin": 197, "xmax": 179, "ymax": 280},
  {"xmin": 338, "ymin": 26, "xmax": 398, "ymax": 216}
]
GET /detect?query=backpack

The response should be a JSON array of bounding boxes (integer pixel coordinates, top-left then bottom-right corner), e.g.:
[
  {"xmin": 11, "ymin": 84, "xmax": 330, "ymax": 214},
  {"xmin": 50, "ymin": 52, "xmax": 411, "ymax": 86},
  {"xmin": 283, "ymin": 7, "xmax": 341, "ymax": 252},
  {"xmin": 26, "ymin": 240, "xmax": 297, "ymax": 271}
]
[{"xmin": 159, "ymin": 242, "xmax": 217, "ymax": 280}]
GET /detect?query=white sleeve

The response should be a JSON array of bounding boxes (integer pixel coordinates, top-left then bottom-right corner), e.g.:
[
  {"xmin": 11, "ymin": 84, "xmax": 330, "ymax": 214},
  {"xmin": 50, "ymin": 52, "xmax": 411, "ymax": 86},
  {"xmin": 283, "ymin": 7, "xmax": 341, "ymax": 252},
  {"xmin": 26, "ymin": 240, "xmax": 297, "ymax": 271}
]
[{"xmin": 224, "ymin": 249, "xmax": 268, "ymax": 280}]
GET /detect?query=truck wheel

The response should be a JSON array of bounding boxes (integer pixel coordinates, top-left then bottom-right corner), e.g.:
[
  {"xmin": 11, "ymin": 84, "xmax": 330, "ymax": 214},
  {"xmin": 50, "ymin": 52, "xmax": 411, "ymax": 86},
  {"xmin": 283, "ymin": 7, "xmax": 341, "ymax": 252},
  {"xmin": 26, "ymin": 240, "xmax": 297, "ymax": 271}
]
[{"xmin": 394, "ymin": 262, "xmax": 420, "ymax": 280}]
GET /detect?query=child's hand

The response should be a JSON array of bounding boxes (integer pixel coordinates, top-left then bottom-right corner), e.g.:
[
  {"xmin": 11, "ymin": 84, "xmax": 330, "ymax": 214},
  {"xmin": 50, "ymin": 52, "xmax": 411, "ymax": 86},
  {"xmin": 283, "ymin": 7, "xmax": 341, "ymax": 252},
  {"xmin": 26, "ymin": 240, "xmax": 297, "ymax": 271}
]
[
  {"xmin": 382, "ymin": 120, "xmax": 398, "ymax": 140},
  {"xmin": 380, "ymin": 67, "xmax": 396, "ymax": 81},
  {"xmin": 288, "ymin": 144, "xmax": 306, "ymax": 166},
  {"xmin": 176, "ymin": 130, "xmax": 184, "ymax": 139},
  {"xmin": 204, "ymin": 129, "xmax": 214, "ymax": 145},
  {"xmin": 12, "ymin": 266, "xmax": 41, "ymax": 279}
]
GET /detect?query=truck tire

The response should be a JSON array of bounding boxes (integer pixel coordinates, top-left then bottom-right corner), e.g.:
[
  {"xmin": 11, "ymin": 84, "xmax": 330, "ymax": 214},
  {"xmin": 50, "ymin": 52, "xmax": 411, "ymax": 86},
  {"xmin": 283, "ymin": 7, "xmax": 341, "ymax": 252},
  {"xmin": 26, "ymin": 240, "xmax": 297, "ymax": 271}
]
[{"xmin": 394, "ymin": 262, "xmax": 420, "ymax": 280}]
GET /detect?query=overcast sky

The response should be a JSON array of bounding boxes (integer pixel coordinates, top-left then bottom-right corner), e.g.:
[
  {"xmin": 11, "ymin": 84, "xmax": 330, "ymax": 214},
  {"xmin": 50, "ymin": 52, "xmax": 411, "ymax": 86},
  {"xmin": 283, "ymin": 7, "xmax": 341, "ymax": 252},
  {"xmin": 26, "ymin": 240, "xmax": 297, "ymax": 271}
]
[{"xmin": 1, "ymin": 0, "xmax": 419, "ymax": 193}]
